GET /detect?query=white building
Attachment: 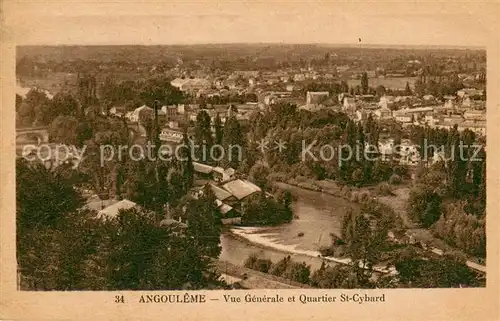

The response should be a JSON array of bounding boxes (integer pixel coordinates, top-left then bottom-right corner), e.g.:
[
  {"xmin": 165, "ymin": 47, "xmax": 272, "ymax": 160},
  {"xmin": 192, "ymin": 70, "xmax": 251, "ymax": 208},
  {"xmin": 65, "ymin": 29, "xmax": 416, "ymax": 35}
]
[
  {"xmin": 374, "ymin": 107, "xmax": 392, "ymax": 120},
  {"xmin": 306, "ymin": 91, "xmax": 329, "ymax": 106},
  {"xmin": 378, "ymin": 95, "xmax": 395, "ymax": 109},
  {"xmin": 127, "ymin": 105, "xmax": 166, "ymax": 123}
]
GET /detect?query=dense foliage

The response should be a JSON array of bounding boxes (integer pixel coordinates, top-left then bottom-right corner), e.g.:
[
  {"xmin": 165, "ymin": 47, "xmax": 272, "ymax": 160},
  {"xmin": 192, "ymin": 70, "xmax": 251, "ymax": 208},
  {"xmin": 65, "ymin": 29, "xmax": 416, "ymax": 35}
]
[{"xmin": 16, "ymin": 160, "xmax": 222, "ymax": 290}]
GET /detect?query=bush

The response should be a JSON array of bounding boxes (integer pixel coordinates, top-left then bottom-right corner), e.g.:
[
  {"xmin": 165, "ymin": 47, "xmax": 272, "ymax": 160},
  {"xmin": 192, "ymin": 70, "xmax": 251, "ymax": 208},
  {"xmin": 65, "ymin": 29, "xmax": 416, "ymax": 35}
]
[
  {"xmin": 358, "ymin": 191, "xmax": 371, "ymax": 202},
  {"xmin": 349, "ymin": 191, "xmax": 360, "ymax": 203},
  {"xmin": 282, "ymin": 262, "xmax": 311, "ymax": 284},
  {"xmin": 267, "ymin": 172, "xmax": 288, "ymax": 182},
  {"xmin": 342, "ymin": 186, "xmax": 352, "ymax": 198},
  {"xmin": 376, "ymin": 182, "xmax": 394, "ymax": 196},
  {"xmin": 244, "ymin": 253, "xmax": 259, "ymax": 269},
  {"xmin": 269, "ymin": 256, "xmax": 292, "ymax": 276},
  {"xmin": 244, "ymin": 254, "xmax": 273, "ymax": 273},
  {"xmin": 389, "ymin": 174, "xmax": 402, "ymax": 185},
  {"xmin": 350, "ymin": 190, "xmax": 371, "ymax": 203},
  {"xmin": 393, "ymin": 165, "xmax": 409, "ymax": 178},
  {"xmin": 296, "ymin": 175, "xmax": 308, "ymax": 183},
  {"xmin": 319, "ymin": 246, "xmax": 335, "ymax": 257}
]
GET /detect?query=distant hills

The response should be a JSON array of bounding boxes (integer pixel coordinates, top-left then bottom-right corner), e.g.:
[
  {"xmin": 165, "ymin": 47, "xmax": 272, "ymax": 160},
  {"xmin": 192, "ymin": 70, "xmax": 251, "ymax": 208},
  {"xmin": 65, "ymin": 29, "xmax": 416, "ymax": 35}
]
[{"xmin": 17, "ymin": 44, "xmax": 485, "ymax": 64}]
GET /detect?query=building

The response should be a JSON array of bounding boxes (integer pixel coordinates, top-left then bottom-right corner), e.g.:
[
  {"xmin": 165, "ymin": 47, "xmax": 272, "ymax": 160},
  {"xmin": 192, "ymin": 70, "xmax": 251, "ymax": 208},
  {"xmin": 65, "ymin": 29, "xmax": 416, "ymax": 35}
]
[
  {"xmin": 161, "ymin": 105, "xmax": 179, "ymax": 120},
  {"xmin": 193, "ymin": 162, "xmax": 215, "ymax": 180},
  {"xmin": 463, "ymin": 110, "xmax": 486, "ymax": 121},
  {"xmin": 398, "ymin": 143, "xmax": 420, "ymax": 166},
  {"xmin": 392, "ymin": 110, "xmax": 413, "ymax": 123},
  {"xmin": 212, "ymin": 167, "xmax": 236, "ymax": 182},
  {"xmin": 355, "ymin": 109, "xmax": 369, "ymax": 122},
  {"xmin": 424, "ymin": 114, "xmax": 439, "ymax": 126},
  {"xmin": 127, "ymin": 105, "xmax": 166, "ymax": 124},
  {"xmin": 159, "ymin": 128, "xmax": 183, "ymax": 143},
  {"xmin": 458, "ymin": 121, "xmax": 486, "ymax": 136},
  {"xmin": 444, "ymin": 98, "xmax": 455, "ymax": 109},
  {"xmin": 404, "ymin": 107, "xmax": 434, "ymax": 118},
  {"xmin": 378, "ymin": 95, "xmax": 395, "ymax": 109},
  {"xmin": 358, "ymin": 94, "xmax": 376, "ymax": 103},
  {"xmin": 170, "ymin": 78, "xmax": 211, "ymax": 92},
  {"xmin": 374, "ymin": 106, "xmax": 392, "ymax": 120},
  {"xmin": 343, "ymin": 97, "xmax": 356, "ymax": 112},
  {"xmin": 109, "ymin": 106, "xmax": 127, "ymax": 117},
  {"xmin": 457, "ymin": 88, "xmax": 484, "ymax": 99},
  {"xmin": 98, "ymin": 199, "xmax": 138, "ymax": 219},
  {"xmin": 306, "ymin": 91, "xmax": 329, "ymax": 107},
  {"xmin": 221, "ymin": 179, "xmax": 262, "ymax": 202},
  {"xmin": 189, "ymin": 177, "xmax": 263, "ymax": 225},
  {"xmin": 378, "ymin": 139, "xmax": 395, "ymax": 162}
]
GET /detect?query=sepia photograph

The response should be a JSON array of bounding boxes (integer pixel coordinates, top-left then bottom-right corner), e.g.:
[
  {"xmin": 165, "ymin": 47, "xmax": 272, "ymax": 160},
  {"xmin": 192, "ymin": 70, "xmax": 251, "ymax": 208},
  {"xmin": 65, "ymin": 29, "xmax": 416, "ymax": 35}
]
[{"xmin": 2, "ymin": 1, "xmax": 499, "ymax": 320}]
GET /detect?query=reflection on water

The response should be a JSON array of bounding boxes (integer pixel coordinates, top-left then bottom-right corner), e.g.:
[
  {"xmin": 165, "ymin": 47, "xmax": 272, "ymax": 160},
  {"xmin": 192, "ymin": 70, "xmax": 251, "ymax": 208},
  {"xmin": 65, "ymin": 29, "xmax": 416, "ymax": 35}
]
[{"xmin": 220, "ymin": 183, "xmax": 358, "ymax": 270}]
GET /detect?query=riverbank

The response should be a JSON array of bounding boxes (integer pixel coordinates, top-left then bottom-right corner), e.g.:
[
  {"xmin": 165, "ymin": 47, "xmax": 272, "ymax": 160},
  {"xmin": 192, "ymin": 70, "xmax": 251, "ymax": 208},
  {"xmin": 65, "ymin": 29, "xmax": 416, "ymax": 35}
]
[
  {"xmin": 226, "ymin": 227, "xmax": 395, "ymax": 275},
  {"xmin": 215, "ymin": 260, "xmax": 312, "ymax": 289},
  {"xmin": 271, "ymin": 177, "xmax": 486, "ymax": 271}
]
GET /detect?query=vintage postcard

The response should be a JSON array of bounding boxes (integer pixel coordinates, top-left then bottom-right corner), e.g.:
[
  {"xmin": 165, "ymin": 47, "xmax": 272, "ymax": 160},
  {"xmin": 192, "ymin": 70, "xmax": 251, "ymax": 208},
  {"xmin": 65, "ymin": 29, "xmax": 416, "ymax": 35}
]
[{"xmin": 1, "ymin": 1, "xmax": 499, "ymax": 320}]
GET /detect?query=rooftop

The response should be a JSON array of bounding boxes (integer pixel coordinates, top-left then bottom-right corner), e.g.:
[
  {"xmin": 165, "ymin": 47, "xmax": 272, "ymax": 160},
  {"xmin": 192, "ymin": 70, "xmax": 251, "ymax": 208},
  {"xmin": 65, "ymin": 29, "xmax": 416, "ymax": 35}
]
[
  {"xmin": 222, "ymin": 179, "xmax": 261, "ymax": 200},
  {"xmin": 193, "ymin": 162, "xmax": 214, "ymax": 174},
  {"xmin": 209, "ymin": 183, "xmax": 234, "ymax": 201},
  {"xmin": 98, "ymin": 199, "xmax": 137, "ymax": 219}
]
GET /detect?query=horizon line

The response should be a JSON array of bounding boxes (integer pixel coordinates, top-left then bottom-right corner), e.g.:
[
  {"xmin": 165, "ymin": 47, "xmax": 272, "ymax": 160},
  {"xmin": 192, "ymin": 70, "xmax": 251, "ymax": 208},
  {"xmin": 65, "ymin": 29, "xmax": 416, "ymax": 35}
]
[{"xmin": 17, "ymin": 42, "xmax": 485, "ymax": 50}]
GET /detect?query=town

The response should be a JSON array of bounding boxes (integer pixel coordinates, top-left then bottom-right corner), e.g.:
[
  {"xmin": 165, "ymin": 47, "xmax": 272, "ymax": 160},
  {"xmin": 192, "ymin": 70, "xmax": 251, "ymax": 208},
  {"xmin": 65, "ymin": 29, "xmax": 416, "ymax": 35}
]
[{"xmin": 16, "ymin": 44, "xmax": 486, "ymax": 290}]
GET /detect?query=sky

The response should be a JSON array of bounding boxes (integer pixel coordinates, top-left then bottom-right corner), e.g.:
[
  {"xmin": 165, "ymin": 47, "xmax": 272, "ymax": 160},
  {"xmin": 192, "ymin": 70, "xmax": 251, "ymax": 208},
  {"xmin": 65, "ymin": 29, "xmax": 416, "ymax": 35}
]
[{"xmin": 3, "ymin": 1, "xmax": 497, "ymax": 47}]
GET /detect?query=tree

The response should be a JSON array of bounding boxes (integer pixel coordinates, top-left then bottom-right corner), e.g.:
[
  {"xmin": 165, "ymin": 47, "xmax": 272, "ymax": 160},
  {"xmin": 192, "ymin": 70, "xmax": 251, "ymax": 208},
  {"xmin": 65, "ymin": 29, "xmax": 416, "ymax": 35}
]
[
  {"xmin": 310, "ymin": 264, "xmax": 365, "ymax": 289},
  {"xmin": 16, "ymin": 159, "xmax": 84, "ymax": 231},
  {"xmin": 17, "ymin": 160, "xmax": 222, "ymax": 290},
  {"xmin": 341, "ymin": 205, "xmax": 393, "ymax": 281},
  {"xmin": 49, "ymin": 92, "xmax": 80, "ymax": 119},
  {"xmin": 407, "ymin": 186, "xmax": 442, "ymax": 227},
  {"xmin": 25, "ymin": 88, "xmax": 49, "ymax": 117},
  {"xmin": 395, "ymin": 255, "xmax": 478, "ymax": 288},
  {"xmin": 139, "ymin": 77, "xmax": 185, "ymax": 107},
  {"xmin": 413, "ymin": 76, "xmax": 423, "ymax": 96},
  {"xmin": 180, "ymin": 131, "xmax": 194, "ymax": 191},
  {"xmin": 17, "ymin": 102, "xmax": 35, "ymax": 127},
  {"xmin": 404, "ymin": 82, "xmax": 413, "ymax": 96},
  {"xmin": 351, "ymin": 168, "xmax": 364, "ymax": 187},
  {"xmin": 361, "ymin": 72, "xmax": 369, "ymax": 94},
  {"xmin": 214, "ymin": 113, "xmax": 224, "ymax": 145},
  {"xmin": 16, "ymin": 159, "xmax": 88, "ymax": 290},
  {"xmin": 48, "ymin": 115, "xmax": 80, "ymax": 145},
  {"xmin": 282, "ymin": 261, "xmax": 311, "ymax": 284},
  {"xmin": 375, "ymin": 85, "xmax": 386, "ymax": 97},
  {"xmin": 106, "ymin": 207, "xmax": 220, "ymax": 290},
  {"xmin": 248, "ymin": 163, "xmax": 270, "ymax": 189},
  {"xmin": 77, "ymin": 74, "xmax": 98, "ymax": 113},
  {"xmin": 194, "ymin": 110, "xmax": 214, "ymax": 163},
  {"xmin": 222, "ymin": 115, "xmax": 244, "ymax": 168},
  {"xmin": 185, "ymin": 185, "xmax": 222, "ymax": 258},
  {"xmin": 340, "ymin": 81, "xmax": 349, "ymax": 93},
  {"xmin": 15, "ymin": 94, "xmax": 23, "ymax": 111}
]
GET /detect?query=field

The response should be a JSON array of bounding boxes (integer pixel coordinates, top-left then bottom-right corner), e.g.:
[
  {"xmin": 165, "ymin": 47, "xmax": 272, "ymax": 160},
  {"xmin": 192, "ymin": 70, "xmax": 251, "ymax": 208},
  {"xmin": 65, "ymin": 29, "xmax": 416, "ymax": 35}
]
[{"xmin": 18, "ymin": 72, "xmax": 78, "ymax": 95}]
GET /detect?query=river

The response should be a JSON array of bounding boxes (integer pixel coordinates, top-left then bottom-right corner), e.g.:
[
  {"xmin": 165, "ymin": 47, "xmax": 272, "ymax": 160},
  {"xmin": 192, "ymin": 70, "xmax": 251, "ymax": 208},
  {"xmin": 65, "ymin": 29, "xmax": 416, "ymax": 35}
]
[{"xmin": 219, "ymin": 183, "xmax": 359, "ymax": 271}]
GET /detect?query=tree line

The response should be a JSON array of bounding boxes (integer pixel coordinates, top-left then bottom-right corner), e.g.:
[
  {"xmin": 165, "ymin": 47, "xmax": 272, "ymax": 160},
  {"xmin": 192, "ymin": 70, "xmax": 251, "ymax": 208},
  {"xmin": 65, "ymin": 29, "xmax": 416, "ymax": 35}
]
[{"xmin": 16, "ymin": 159, "xmax": 224, "ymax": 290}]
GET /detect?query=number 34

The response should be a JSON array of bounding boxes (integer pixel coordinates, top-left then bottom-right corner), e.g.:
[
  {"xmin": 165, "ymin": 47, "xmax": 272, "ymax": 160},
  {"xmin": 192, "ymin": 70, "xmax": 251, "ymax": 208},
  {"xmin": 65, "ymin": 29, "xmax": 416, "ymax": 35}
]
[{"xmin": 114, "ymin": 295, "xmax": 125, "ymax": 303}]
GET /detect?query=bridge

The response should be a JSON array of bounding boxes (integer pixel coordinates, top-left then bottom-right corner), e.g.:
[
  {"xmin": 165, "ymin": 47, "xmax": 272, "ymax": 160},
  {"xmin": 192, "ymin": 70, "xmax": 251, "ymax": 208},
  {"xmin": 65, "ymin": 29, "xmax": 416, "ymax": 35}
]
[
  {"xmin": 16, "ymin": 127, "xmax": 49, "ymax": 144},
  {"xmin": 15, "ymin": 123, "xmax": 167, "ymax": 145}
]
